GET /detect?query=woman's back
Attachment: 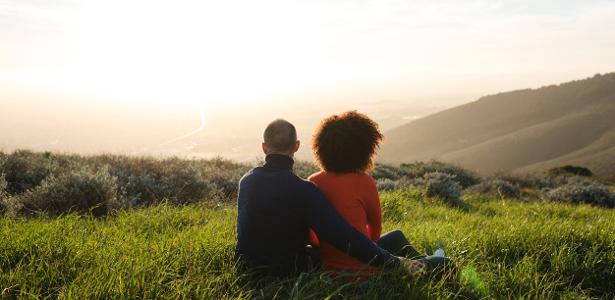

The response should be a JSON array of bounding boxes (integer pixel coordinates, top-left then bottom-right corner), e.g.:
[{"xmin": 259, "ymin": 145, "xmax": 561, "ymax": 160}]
[{"xmin": 309, "ymin": 171, "xmax": 382, "ymax": 272}]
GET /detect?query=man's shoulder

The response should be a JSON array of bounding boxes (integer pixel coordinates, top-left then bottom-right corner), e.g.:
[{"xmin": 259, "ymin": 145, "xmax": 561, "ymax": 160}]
[
  {"xmin": 239, "ymin": 167, "xmax": 258, "ymax": 183},
  {"xmin": 239, "ymin": 166, "xmax": 308, "ymax": 185}
]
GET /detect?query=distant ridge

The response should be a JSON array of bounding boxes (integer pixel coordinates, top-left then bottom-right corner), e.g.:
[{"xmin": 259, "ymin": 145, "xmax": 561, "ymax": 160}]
[{"xmin": 379, "ymin": 73, "xmax": 615, "ymax": 176}]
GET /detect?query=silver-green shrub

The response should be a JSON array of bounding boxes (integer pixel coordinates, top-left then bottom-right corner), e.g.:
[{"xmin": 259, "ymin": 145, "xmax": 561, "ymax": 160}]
[
  {"xmin": 422, "ymin": 172, "xmax": 464, "ymax": 204},
  {"xmin": 376, "ymin": 178, "xmax": 397, "ymax": 191},
  {"xmin": 96, "ymin": 156, "xmax": 241, "ymax": 206},
  {"xmin": 468, "ymin": 179, "xmax": 521, "ymax": 199},
  {"xmin": 0, "ymin": 174, "xmax": 8, "ymax": 214},
  {"xmin": 371, "ymin": 164, "xmax": 403, "ymax": 181},
  {"xmin": 492, "ymin": 172, "xmax": 557, "ymax": 190},
  {"xmin": 376, "ymin": 177, "xmax": 421, "ymax": 191},
  {"xmin": 401, "ymin": 161, "xmax": 480, "ymax": 189},
  {"xmin": 293, "ymin": 161, "xmax": 320, "ymax": 179},
  {"xmin": 16, "ymin": 167, "xmax": 122, "ymax": 217},
  {"xmin": 545, "ymin": 179, "xmax": 615, "ymax": 208},
  {"xmin": 0, "ymin": 150, "xmax": 65, "ymax": 194}
]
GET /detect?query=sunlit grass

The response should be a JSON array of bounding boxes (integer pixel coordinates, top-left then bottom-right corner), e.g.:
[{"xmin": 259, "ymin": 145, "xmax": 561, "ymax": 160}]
[{"xmin": 1, "ymin": 193, "xmax": 614, "ymax": 299}]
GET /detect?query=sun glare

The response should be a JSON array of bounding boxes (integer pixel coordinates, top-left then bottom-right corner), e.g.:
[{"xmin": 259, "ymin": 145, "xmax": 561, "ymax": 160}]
[{"xmin": 42, "ymin": 0, "xmax": 354, "ymax": 109}]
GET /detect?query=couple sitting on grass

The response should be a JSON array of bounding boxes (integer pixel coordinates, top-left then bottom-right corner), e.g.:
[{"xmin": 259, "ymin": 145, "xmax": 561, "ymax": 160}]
[{"xmin": 236, "ymin": 111, "xmax": 452, "ymax": 278}]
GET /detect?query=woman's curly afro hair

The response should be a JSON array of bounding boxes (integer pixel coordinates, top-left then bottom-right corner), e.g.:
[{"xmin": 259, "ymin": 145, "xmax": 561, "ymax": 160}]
[{"xmin": 312, "ymin": 110, "xmax": 383, "ymax": 173}]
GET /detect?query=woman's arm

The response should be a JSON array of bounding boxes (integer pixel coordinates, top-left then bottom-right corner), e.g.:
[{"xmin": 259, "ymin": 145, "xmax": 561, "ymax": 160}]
[
  {"xmin": 307, "ymin": 173, "xmax": 321, "ymax": 246},
  {"xmin": 364, "ymin": 175, "xmax": 382, "ymax": 241}
]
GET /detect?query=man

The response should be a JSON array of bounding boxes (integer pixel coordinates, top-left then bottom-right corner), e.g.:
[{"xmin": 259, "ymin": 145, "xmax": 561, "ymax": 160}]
[{"xmin": 236, "ymin": 119, "xmax": 423, "ymax": 275}]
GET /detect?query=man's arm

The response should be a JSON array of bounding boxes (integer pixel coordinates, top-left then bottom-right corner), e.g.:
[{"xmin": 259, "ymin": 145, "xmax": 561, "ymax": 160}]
[{"xmin": 302, "ymin": 182, "xmax": 399, "ymax": 267}]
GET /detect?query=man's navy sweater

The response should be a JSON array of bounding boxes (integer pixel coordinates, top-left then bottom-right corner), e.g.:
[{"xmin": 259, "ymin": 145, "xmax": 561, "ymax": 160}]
[{"xmin": 236, "ymin": 154, "xmax": 398, "ymax": 273}]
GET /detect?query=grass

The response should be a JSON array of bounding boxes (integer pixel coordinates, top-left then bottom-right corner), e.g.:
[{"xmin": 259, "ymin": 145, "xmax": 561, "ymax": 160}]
[{"xmin": 1, "ymin": 192, "xmax": 614, "ymax": 299}]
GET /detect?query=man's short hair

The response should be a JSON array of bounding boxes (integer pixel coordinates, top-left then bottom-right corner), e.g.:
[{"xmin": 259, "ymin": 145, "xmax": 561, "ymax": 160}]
[{"xmin": 263, "ymin": 119, "xmax": 297, "ymax": 153}]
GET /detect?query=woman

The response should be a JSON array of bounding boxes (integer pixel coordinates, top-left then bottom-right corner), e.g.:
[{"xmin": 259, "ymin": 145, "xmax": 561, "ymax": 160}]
[{"xmin": 308, "ymin": 111, "xmax": 427, "ymax": 276}]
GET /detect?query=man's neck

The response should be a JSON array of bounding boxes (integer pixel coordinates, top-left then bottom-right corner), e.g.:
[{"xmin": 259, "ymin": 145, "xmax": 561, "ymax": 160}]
[{"xmin": 263, "ymin": 153, "xmax": 294, "ymax": 171}]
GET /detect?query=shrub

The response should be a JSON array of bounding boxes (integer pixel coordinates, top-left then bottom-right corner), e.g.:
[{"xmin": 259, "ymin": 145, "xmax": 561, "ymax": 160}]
[
  {"xmin": 1, "ymin": 174, "xmax": 23, "ymax": 216},
  {"xmin": 0, "ymin": 150, "xmax": 63, "ymax": 194},
  {"xmin": 468, "ymin": 179, "xmax": 521, "ymax": 199},
  {"xmin": 371, "ymin": 164, "xmax": 403, "ymax": 181},
  {"xmin": 193, "ymin": 157, "xmax": 250, "ymax": 197},
  {"xmin": 376, "ymin": 177, "xmax": 421, "ymax": 192},
  {"xmin": 95, "ymin": 156, "xmax": 240, "ymax": 206},
  {"xmin": 293, "ymin": 161, "xmax": 320, "ymax": 179},
  {"xmin": 16, "ymin": 167, "xmax": 122, "ymax": 217},
  {"xmin": 376, "ymin": 178, "xmax": 397, "ymax": 191},
  {"xmin": 422, "ymin": 172, "xmax": 463, "ymax": 204},
  {"xmin": 548, "ymin": 165, "xmax": 593, "ymax": 177},
  {"xmin": 400, "ymin": 161, "xmax": 480, "ymax": 188},
  {"xmin": 491, "ymin": 172, "xmax": 557, "ymax": 190},
  {"xmin": 545, "ymin": 179, "xmax": 615, "ymax": 208},
  {"xmin": 0, "ymin": 150, "xmax": 253, "ymax": 215},
  {"xmin": 0, "ymin": 174, "xmax": 8, "ymax": 214},
  {"xmin": 122, "ymin": 162, "xmax": 213, "ymax": 206},
  {"xmin": 161, "ymin": 163, "xmax": 215, "ymax": 204}
]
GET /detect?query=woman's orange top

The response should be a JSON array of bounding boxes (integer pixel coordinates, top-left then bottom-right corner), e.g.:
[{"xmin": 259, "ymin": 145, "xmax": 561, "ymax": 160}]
[{"xmin": 308, "ymin": 171, "xmax": 382, "ymax": 273}]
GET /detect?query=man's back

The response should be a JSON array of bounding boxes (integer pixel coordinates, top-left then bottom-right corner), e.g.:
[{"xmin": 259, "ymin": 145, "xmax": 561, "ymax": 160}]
[{"xmin": 236, "ymin": 154, "xmax": 314, "ymax": 271}]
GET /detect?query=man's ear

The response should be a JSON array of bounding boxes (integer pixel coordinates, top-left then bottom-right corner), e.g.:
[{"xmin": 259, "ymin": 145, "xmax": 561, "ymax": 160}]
[
  {"xmin": 293, "ymin": 140, "xmax": 300, "ymax": 153},
  {"xmin": 262, "ymin": 143, "xmax": 269, "ymax": 155}
]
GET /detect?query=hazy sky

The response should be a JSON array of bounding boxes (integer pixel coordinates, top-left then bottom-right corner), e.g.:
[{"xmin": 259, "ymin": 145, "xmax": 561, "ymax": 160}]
[{"xmin": 1, "ymin": 0, "xmax": 615, "ymax": 156}]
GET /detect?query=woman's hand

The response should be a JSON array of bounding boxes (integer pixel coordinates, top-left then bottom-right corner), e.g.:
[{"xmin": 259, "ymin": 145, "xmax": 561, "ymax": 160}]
[{"xmin": 397, "ymin": 257, "xmax": 427, "ymax": 275}]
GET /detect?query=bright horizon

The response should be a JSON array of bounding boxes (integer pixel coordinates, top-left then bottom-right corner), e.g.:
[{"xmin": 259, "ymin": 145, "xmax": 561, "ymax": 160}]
[{"xmin": 1, "ymin": 0, "xmax": 615, "ymax": 159}]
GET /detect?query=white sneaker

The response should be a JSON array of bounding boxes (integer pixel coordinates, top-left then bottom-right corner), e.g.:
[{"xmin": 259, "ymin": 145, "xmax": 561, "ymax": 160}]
[{"xmin": 434, "ymin": 248, "xmax": 445, "ymax": 257}]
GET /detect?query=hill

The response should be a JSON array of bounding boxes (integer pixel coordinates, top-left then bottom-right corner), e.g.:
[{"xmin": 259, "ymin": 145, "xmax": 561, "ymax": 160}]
[{"xmin": 379, "ymin": 73, "xmax": 615, "ymax": 176}]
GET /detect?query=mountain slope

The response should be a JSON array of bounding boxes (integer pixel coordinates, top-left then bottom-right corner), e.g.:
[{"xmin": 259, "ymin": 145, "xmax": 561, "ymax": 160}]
[{"xmin": 379, "ymin": 73, "xmax": 615, "ymax": 176}]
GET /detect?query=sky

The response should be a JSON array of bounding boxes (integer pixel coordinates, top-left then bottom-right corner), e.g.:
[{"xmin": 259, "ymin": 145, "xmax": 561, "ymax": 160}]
[{"xmin": 1, "ymin": 0, "xmax": 615, "ymax": 158}]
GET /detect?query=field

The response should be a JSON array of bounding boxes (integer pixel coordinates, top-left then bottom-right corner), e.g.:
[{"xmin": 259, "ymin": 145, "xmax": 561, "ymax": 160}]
[
  {"xmin": 2, "ymin": 191, "xmax": 614, "ymax": 299},
  {"xmin": 1, "ymin": 151, "xmax": 614, "ymax": 299}
]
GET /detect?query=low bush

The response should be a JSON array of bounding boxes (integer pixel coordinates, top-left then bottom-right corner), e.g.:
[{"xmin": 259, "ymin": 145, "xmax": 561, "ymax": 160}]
[
  {"xmin": 400, "ymin": 161, "xmax": 480, "ymax": 188},
  {"xmin": 0, "ymin": 174, "xmax": 23, "ymax": 216},
  {"xmin": 0, "ymin": 174, "xmax": 8, "ymax": 214},
  {"xmin": 376, "ymin": 178, "xmax": 397, "ymax": 191},
  {"xmin": 422, "ymin": 172, "xmax": 464, "ymax": 204},
  {"xmin": 492, "ymin": 172, "xmax": 556, "ymax": 190},
  {"xmin": 371, "ymin": 164, "xmax": 403, "ymax": 181},
  {"xmin": 377, "ymin": 176, "xmax": 425, "ymax": 192},
  {"xmin": 0, "ymin": 150, "xmax": 65, "ymax": 194},
  {"xmin": 0, "ymin": 150, "xmax": 253, "ymax": 217},
  {"xmin": 545, "ymin": 178, "xmax": 615, "ymax": 208},
  {"xmin": 293, "ymin": 161, "xmax": 320, "ymax": 179},
  {"xmin": 118, "ymin": 161, "xmax": 214, "ymax": 206},
  {"xmin": 193, "ymin": 157, "xmax": 249, "ymax": 197},
  {"xmin": 16, "ymin": 167, "xmax": 122, "ymax": 217},
  {"xmin": 79, "ymin": 155, "xmax": 247, "ymax": 205},
  {"xmin": 548, "ymin": 165, "xmax": 593, "ymax": 177},
  {"xmin": 468, "ymin": 179, "xmax": 521, "ymax": 199}
]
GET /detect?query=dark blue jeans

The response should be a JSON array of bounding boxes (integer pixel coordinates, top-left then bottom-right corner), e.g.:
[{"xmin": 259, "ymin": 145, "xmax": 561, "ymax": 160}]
[{"xmin": 377, "ymin": 230, "xmax": 452, "ymax": 271}]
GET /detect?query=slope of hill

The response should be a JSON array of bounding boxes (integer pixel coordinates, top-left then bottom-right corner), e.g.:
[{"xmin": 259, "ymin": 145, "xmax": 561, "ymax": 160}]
[{"xmin": 379, "ymin": 73, "xmax": 615, "ymax": 176}]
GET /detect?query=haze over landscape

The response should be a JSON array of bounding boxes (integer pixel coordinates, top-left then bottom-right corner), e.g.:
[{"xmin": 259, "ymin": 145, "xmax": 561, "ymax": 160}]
[
  {"xmin": 2, "ymin": 0, "xmax": 615, "ymax": 172},
  {"xmin": 3, "ymin": 2, "xmax": 615, "ymax": 298}
]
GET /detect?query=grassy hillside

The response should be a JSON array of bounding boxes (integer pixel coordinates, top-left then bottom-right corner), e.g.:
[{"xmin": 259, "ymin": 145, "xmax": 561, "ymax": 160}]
[
  {"xmin": 1, "ymin": 150, "xmax": 614, "ymax": 298},
  {"xmin": 380, "ymin": 73, "xmax": 615, "ymax": 176},
  {"xmin": 1, "ymin": 193, "xmax": 614, "ymax": 299}
]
